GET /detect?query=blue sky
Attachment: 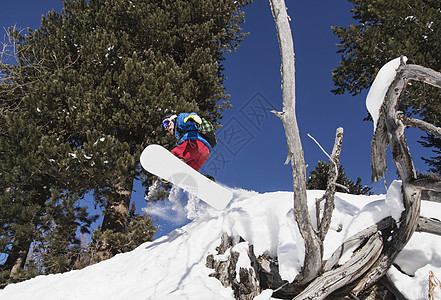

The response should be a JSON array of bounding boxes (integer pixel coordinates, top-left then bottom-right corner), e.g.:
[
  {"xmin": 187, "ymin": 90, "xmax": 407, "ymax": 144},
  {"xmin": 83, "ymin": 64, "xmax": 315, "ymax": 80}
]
[
  {"xmin": 1, "ymin": 1, "xmax": 434, "ymax": 236},
  {"xmin": 207, "ymin": 0, "xmax": 432, "ymax": 194}
]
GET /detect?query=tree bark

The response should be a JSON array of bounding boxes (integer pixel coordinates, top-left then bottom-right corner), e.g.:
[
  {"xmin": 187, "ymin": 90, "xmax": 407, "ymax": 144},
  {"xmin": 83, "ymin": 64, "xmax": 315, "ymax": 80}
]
[
  {"xmin": 294, "ymin": 233, "xmax": 383, "ymax": 300},
  {"xmin": 269, "ymin": 0, "xmax": 321, "ymax": 284},
  {"xmin": 317, "ymin": 127, "xmax": 344, "ymax": 242},
  {"xmin": 97, "ymin": 178, "xmax": 134, "ymax": 258},
  {"xmin": 2, "ymin": 239, "xmax": 32, "ymax": 283},
  {"xmin": 410, "ymin": 177, "xmax": 441, "ymax": 192},
  {"xmin": 101, "ymin": 180, "xmax": 133, "ymax": 234},
  {"xmin": 416, "ymin": 216, "xmax": 441, "ymax": 236}
]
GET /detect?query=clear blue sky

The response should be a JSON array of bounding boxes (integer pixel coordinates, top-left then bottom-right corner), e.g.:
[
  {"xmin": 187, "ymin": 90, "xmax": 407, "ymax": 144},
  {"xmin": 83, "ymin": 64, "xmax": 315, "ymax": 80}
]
[{"xmin": 1, "ymin": 1, "xmax": 433, "ymax": 236}]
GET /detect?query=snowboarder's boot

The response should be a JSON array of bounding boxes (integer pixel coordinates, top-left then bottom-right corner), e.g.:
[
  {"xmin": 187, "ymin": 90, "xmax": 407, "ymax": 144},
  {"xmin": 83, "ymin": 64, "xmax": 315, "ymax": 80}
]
[{"xmin": 203, "ymin": 174, "xmax": 215, "ymax": 181}]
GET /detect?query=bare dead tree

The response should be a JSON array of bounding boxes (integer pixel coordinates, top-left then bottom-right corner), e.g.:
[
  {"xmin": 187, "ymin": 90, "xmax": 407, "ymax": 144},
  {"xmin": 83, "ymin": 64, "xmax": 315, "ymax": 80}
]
[
  {"xmin": 355, "ymin": 61, "xmax": 441, "ymax": 294},
  {"xmin": 269, "ymin": 0, "xmax": 321, "ymax": 285},
  {"xmin": 268, "ymin": 1, "xmax": 441, "ymax": 294},
  {"xmin": 313, "ymin": 127, "xmax": 344, "ymax": 242},
  {"xmin": 289, "ymin": 62, "xmax": 441, "ymax": 300},
  {"xmin": 208, "ymin": 1, "xmax": 441, "ymax": 299}
]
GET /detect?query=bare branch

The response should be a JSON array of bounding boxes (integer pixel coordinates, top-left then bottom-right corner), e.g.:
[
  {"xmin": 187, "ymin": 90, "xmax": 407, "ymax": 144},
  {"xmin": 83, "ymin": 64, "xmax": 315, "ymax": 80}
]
[
  {"xmin": 271, "ymin": 110, "xmax": 284, "ymax": 119},
  {"xmin": 416, "ymin": 216, "xmax": 441, "ymax": 236},
  {"xmin": 398, "ymin": 113, "xmax": 441, "ymax": 139},
  {"xmin": 402, "ymin": 64, "xmax": 441, "ymax": 89},
  {"xmin": 314, "ymin": 128, "xmax": 345, "ymax": 241},
  {"xmin": 371, "ymin": 63, "xmax": 441, "ymax": 182},
  {"xmin": 410, "ymin": 177, "xmax": 441, "ymax": 193},
  {"xmin": 294, "ymin": 233, "xmax": 383, "ymax": 300},
  {"xmin": 307, "ymin": 133, "xmax": 333, "ymax": 162},
  {"xmin": 323, "ymin": 217, "xmax": 393, "ymax": 272},
  {"xmin": 371, "ymin": 118, "xmax": 389, "ymax": 182},
  {"xmin": 362, "ymin": 59, "xmax": 436, "ymax": 295}
]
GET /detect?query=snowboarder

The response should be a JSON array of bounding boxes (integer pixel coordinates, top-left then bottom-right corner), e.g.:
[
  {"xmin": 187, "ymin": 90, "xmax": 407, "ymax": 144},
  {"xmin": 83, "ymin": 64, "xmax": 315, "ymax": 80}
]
[{"xmin": 161, "ymin": 112, "xmax": 212, "ymax": 171}]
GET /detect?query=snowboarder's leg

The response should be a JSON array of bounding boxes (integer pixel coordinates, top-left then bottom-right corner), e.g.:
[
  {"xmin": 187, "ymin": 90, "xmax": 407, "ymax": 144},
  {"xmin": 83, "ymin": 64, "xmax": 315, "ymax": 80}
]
[{"xmin": 171, "ymin": 140, "xmax": 209, "ymax": 171}]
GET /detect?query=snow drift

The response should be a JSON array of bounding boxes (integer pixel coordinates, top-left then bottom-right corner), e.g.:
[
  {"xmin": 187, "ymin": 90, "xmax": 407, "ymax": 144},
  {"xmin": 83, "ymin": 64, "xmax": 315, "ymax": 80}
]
[{"xmin": 1, "ymin": 183, "xmax": 441, "ymax": 300}]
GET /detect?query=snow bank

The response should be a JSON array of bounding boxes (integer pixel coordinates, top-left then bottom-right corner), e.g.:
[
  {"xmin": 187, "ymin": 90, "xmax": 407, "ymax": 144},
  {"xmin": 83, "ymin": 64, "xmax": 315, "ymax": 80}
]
[{"xmin": 1, "ymin": 182, "xmax": 441, "ymax": 300}]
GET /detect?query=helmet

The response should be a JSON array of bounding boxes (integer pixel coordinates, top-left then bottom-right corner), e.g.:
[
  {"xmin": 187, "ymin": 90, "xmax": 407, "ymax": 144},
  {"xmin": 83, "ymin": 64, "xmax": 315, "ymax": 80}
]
[{"xmin": 162, "ymin": 113, "xmax": 177, "ymax": 121}]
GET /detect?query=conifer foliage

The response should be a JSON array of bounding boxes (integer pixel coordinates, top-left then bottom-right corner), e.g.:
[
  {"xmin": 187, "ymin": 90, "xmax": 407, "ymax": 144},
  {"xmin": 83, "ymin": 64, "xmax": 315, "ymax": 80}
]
[
  {"xmin": 307, "ymin": 161, "xmax": 372, "ymax": 195},
  {"xmin": 0, "ymin": 0, "xmax": 250, "ymax": 285},
  {"xmin": 332, "ymin": 0, "xmax": 441, "ymax": 175}
]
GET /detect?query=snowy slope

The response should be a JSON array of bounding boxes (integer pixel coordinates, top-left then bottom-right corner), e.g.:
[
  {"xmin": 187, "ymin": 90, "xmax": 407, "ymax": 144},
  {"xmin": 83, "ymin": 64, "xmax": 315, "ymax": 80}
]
[{"xmin": 1, "ymin": 183, "xmax": 441, "ymax": 300}]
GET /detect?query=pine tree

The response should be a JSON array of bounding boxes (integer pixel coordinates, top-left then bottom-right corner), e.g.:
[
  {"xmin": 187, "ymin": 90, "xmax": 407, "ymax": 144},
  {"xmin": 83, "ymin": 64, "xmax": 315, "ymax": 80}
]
[
  {"xmin": 1, "ymin": 0, "xmax": 250, "ymax": 280},
  {"xmin": 30, "ymin": 191, "xmax": 97, "ymax": 274},
  {"xmin": 332, "ymin": 0, "xmax": 441, "ymax": 175},
  {"xmin": 89, "ymin": 202, "xmax": 156, "ymax": 262},
  {"xmin": 0, "ymin": 31, "xmax": 102, "ymax": 280},
  {"xmin": 307, "ymin": 161, "xmax": 372, "ymax": 195},
  {"xmin": 0, "ymin": 90, "xmax": 97, "ymax": 284}
]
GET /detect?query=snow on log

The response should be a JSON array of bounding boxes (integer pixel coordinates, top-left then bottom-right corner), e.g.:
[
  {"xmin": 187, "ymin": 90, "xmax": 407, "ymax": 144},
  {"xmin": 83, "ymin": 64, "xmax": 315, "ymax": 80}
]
[{"xmin": 366, "ymin": 56, "xmax": 407, "ymax": 132}]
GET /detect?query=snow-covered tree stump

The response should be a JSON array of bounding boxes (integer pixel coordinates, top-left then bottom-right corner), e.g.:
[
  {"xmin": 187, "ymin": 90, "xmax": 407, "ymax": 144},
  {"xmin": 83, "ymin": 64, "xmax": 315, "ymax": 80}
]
[{"xmin": 206, "ymin": 233, "xmax": 260, "ymax": 300}]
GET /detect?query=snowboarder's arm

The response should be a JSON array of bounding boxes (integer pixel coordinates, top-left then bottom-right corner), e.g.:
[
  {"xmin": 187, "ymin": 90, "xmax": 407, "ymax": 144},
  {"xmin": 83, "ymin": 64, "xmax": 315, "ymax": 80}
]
[
  {"xmin": 184, "ymin": 113, "xmax": 202, "ymax": 124},
  {"xmin": 177, "ymin": 113, "xmax": 199, "ymax": 132}
]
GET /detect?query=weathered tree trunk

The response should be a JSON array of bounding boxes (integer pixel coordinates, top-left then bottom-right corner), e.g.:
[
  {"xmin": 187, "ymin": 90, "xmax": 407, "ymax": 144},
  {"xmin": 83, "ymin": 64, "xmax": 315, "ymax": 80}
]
[
  {"xmin": 2, "ymin": 239, "xmax": 32, "ymax": 283},
  {"xmin": 96, "ymin": 178, "xmax": 133, "ymax": 258},
  {"xmin": 316, "ymin": 127, "xmax": 344, "ymax": 242},
  {"xmin": 269, "ymin": 0, "xmax": 321, "ymax": 285},
  {"xmin": 371, "ymin": 63, "xmax": 441, "ymax": 182},
  {"xmin": 295, "ymin": 233, "xmax": 383, "ymax": 300},
  {"xmin": 355, "ymin": 62, "xmax": 441, "ymax": 294},
  {"xmin": 101, "ymin": 180, "xmax": 133, "ymax": 233}
]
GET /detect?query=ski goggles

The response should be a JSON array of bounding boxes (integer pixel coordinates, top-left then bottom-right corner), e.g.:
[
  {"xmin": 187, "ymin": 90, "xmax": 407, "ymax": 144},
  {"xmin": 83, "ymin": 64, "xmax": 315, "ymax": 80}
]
[{"xmin": 161, "ymin": 115, "xmax": 177, "ymax": 129}]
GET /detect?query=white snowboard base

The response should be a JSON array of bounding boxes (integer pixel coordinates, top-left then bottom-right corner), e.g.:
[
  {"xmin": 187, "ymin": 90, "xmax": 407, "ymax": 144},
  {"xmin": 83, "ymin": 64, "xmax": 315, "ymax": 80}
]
[{"xmin": 140, "ymin": 144, "xmax": 232, "ymax": 210}]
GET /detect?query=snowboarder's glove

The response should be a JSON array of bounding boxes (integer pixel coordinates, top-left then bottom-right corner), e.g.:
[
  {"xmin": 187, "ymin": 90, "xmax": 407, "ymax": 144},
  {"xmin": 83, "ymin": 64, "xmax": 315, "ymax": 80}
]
[{"xmin": 184, "ymin": 114, "xmax": 202, "ymax": 124}]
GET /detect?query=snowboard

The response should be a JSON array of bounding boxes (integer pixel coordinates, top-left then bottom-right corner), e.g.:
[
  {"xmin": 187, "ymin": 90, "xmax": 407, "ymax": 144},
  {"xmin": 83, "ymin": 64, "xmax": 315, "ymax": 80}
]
[{"xmin": 140, "ymin": 144, "xmax": 233, "ymax": 210}]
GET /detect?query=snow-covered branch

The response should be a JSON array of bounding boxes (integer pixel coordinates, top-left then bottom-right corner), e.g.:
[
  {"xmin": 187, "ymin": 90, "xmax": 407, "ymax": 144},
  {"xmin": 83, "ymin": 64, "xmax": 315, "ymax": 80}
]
[
  {"xmin": 361, "ymin": 59, "xmax": 441, "ymax": 295},
  {"xmin": 371, "ymin": 61, "xmax": 441, "ymax": 182}
]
